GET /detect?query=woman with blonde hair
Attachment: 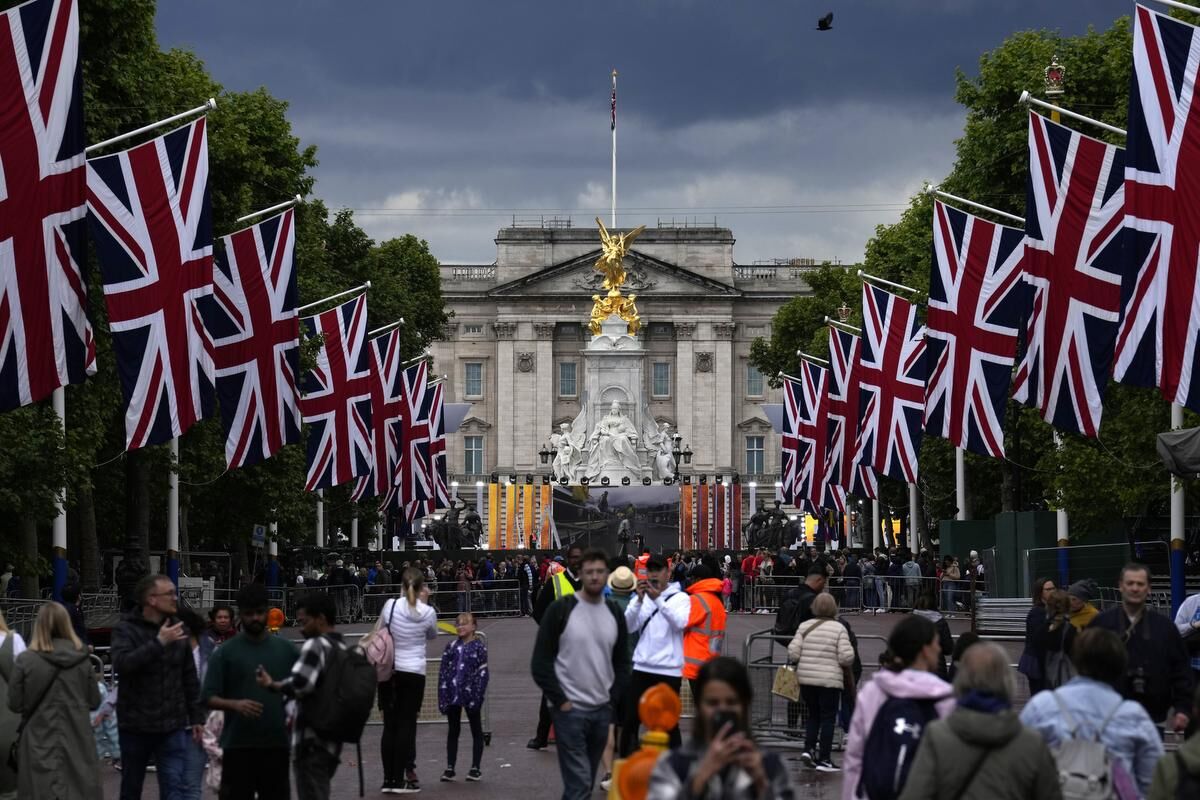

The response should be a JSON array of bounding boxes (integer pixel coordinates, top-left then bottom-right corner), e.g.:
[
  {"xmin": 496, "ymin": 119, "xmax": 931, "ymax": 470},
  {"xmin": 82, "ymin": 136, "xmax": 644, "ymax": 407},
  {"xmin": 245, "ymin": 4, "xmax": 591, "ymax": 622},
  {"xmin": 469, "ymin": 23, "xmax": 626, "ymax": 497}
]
[
  {"xmin": 788, "ymin": 592, "xmax": 855, "ymax": 773},
  {"xmin": 0, "ymin": 609, "xmax": 27, "ymax": 800},
  {"xmin": 7, "ymin": 602, "xmax": 100, "ymax": 798},
  {"xmin": 380, "ymin": 567, "xmax": 437, "ymax": 793}
]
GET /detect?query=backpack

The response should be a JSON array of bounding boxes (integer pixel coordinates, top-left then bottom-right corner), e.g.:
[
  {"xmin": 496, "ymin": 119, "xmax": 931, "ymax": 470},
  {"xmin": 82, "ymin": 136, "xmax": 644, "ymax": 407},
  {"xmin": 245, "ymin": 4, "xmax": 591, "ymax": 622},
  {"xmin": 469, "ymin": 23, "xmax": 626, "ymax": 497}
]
[
  {"xmin": 1173, "ymin": 750, "xmax": 1200, "ymax": 800},
  {"xmin": 772, "ymin": 589, "xmax": 812, "ymax": 643},
  {"xmin": 1048, "ymin": 692, "xmax": 1127, "ymax": 800},
  {"xmin": 1044, "ymin": 626, "xmax": 1076, "ymax": 689},
  {"xmin": 856, "ymin": 694, "xmax": 943, "ymax": 800},
  {"xmin": 303, "ymin": 636, "xmax": 377, "ymax": 742},
  {"xmin": 362, "ymin": 600, "xmax": 396, "ymax": 682}
]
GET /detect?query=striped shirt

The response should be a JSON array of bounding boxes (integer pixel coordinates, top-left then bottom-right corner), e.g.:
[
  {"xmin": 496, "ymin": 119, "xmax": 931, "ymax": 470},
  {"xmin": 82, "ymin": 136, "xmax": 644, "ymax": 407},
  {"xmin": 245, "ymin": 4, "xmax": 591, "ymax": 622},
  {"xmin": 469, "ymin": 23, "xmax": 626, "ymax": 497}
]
[{"xmin": 277, "ymin": 632, "xmax": 343, "ymax": 758}]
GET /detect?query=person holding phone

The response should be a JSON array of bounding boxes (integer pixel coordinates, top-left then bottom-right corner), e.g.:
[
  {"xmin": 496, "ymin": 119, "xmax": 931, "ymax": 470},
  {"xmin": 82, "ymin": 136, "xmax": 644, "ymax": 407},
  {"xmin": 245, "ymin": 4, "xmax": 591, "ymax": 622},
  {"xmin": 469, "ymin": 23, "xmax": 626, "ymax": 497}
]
[{"xmin": 648, "ymin": 657, "xmax": 795, "ymax": 799}]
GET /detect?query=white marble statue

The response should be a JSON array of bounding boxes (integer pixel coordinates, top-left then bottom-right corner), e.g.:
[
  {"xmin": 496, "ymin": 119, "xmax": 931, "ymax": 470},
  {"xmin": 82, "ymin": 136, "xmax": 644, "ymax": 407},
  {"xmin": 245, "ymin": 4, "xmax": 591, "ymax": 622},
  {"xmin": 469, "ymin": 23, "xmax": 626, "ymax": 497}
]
[
  {"xmin": 649, "ymin": 421, "xmax": 677, "ymax": 480},
  {"xmin": 549, "ymin": 422, "xmax": 585, "ymax": 482},
  {"xmin": 586, "ymin": 401, "xmax": 641, "ymax": 480}
]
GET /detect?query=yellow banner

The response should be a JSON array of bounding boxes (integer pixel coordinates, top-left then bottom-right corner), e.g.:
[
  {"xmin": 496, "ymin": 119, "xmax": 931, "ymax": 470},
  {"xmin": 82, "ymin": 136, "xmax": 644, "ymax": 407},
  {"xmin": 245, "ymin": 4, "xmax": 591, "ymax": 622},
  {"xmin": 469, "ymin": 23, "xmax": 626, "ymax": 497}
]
[
  {"xmin": 487, "ymin": 483, "xmax": 499, "ymax": 549},
  {"xmin": 523, "ymin": 485, "xmax": 535, "ymax": 549},
  {"xmin": 539, "ymin": 484, "xmax": 552, "ymax": 548},
  {"xmin": 680, "ymin": 484, "xmax": 694, "ymax": 550},
  {"xmin": 505, "ymin": 483, "xmax": 516, "ymax": 549}
]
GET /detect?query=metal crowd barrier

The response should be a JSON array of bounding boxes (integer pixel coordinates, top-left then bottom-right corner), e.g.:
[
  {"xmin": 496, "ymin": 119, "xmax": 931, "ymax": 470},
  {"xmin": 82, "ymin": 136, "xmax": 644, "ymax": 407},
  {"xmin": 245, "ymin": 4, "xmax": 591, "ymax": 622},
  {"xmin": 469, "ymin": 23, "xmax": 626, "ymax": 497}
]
[
  {"xmin": 742, "ymin": 575, "xmax": 974, "ymax": 619},
  {"xmin": 361, "ymin": 580, "xmax": 525, "ymax": 622}
]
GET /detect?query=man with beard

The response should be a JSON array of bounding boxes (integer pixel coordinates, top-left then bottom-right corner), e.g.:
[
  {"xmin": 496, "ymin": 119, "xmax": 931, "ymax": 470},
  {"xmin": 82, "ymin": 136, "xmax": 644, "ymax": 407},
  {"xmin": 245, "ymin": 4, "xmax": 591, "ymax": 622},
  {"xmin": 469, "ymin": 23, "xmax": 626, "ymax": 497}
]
[{"xmin": 204, "ymin": 583, "xmax": 298, "ymax": 799}]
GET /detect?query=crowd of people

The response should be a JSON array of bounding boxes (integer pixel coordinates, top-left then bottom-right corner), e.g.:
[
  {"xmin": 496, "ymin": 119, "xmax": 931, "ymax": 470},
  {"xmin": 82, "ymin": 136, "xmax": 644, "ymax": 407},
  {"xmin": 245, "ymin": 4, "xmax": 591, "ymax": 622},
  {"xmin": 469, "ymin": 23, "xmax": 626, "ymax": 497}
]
[{"xmin": 4, "ymin": 550, "xmax": 1200, "ymax": 799}]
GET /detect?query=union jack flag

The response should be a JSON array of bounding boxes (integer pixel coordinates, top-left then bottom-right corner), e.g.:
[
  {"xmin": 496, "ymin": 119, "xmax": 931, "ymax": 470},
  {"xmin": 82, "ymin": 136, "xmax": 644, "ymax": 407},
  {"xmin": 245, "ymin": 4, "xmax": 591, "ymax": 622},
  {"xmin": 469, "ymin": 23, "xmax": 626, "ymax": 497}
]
[
  {"xmin": 780, "ymin": 374, "xmax": 802, "ymax": 505},
  {"xmin": 209, "ymin": 209, "xmax": 299, "ymax": 468},
  {"xmin": 795, "ymin": 358, "xmax": 836, "ymax": 514},
  {"xmin": 1012, "ymin": 112, "xmax": 1126, "ymax": 438},
  {"xmin": 855, "ymin": 283, "xmax": 927, "ymax": 484},
  {"xmin": 1114, "ymin": 6, "xmax": 1200, "ymax": 411},
  {"xmin": 0, "ymin": 0, "xmax": 92, "ymax": 411},
  {"xmin": 396, "ymin": 360, "xmax": 434, "ymax": 522},
  {"xmin": 351, "ymin": 327, "xmax": 405, "ymax": 512},
  {"xmin": 87, "ymin": 118, "xmax": 214, "ymax": 449},
  {"xmin": 299, "ymin": 294, "xmax": 371, "ymax": 491},
  {"xmin": 826, "ymin": 326, "xmax": 877, "ymax": 502},
  {"xmin": 406, "ymin": 380, "xmax": 450, "ymax": 521},
  {"xmin": 925, "ymin": 200, "xmax": 1029, "ymax": 457}
]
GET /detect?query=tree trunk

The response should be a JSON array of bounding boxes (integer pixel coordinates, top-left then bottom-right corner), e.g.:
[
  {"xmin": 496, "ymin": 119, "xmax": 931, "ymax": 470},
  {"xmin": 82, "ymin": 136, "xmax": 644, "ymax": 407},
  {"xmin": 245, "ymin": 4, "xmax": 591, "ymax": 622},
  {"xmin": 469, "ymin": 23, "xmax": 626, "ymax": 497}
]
[
  {"xmin": 19, "ymin": 514, "xmax": 40, "ymax": 598},
  {"xmin": 125, "ymin": 449, "xmax": 150, "ymax": 555},
  {"xmin": 77, "ymin": 484, "xmax": 101, "ymax": 592}
]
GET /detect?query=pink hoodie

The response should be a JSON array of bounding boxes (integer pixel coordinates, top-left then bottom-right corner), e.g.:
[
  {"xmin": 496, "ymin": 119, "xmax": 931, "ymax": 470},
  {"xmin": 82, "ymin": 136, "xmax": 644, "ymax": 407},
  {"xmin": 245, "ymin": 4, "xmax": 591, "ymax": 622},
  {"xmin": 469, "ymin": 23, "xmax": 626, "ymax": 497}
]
[{"xmin": 841, "ymin": 668, "xmax": 954, "ymax": 800}]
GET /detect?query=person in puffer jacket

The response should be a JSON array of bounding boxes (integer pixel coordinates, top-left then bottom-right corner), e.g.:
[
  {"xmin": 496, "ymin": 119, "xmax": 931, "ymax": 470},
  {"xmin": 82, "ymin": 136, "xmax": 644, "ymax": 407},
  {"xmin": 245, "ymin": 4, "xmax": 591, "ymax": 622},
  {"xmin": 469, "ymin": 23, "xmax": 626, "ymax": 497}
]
[
  {"xmin": 787, "ymin": 593, "xmax": 854, "ymax": 772},
  {"xmin": 842, "ymin": 615, "xmax": 954, "ymax": 800},
  {"xmin": 620, "ymin": 554, "xmax": 692, "ymax": 756}
]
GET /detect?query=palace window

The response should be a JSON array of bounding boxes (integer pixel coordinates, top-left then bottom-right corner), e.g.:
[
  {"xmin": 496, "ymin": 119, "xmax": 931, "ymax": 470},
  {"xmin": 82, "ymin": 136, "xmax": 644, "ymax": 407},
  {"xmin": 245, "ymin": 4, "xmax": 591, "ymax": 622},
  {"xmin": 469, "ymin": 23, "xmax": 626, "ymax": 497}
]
[
  {"xmin": 464, "ymin": 435, "xmax": 484, "ymax": 475},
  {"xmin": 463, "ymin": 324, "xmax": 484, "ymax": 335},
  {"xmin": 746, "ymin": 363, "xmax": 764, "ymax": 397},
  {"xmin": 745, "ymin": 436, "xmax": 764, "ymax": 474},
  {"xmin": 652, "ymin": 362, "xmax": 671, "ymax": 398},
  {"xmin": 464, "ymin": 362, "xmax": 483, "ymax": 398},
  {"xmin": 558, "ymin": 361, "xmax": 577, "ymax": 397}
]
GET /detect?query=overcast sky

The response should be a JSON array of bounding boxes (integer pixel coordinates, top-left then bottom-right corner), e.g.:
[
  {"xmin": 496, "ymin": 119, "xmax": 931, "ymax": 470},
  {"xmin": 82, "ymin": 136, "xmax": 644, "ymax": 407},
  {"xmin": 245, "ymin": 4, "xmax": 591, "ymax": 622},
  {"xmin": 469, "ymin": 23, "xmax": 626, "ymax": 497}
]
[{"xmin": 156, "ymin": 1, "xmax": 1132, "ymax": 265}]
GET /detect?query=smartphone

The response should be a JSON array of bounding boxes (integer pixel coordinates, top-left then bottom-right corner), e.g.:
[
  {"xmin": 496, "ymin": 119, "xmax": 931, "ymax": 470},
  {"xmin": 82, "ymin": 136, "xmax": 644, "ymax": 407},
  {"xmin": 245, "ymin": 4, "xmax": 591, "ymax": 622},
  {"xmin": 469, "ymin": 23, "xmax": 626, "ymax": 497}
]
[{"xmin": 710, "ymin": 710, "xmax": 741, "ymax": 735}]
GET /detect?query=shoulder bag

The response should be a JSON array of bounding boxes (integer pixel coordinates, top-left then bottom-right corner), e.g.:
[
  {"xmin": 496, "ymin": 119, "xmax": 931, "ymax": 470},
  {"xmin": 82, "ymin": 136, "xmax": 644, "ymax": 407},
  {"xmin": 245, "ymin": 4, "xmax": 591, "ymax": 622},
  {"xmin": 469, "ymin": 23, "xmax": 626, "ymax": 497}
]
[{"xmin": 771, "ymin": 619, "xmax": 828, "ymax": 703}]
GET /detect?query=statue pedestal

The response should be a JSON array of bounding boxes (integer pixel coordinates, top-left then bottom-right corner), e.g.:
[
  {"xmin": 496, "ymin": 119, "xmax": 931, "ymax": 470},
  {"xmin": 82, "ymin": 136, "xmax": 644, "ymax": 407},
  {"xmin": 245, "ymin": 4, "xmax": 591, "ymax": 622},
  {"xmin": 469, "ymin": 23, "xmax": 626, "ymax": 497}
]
[{"xmin": 583, "ymin": 316, "xmax": 651, "ymax": 483}]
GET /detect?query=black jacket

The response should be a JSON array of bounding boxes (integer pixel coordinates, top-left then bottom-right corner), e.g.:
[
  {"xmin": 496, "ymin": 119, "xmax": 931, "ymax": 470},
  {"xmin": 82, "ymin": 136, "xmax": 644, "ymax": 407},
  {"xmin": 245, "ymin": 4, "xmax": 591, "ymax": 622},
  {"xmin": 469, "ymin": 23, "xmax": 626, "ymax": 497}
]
[
  {"xmin": 532, "ymin": 569, "xmax": 580, "ymax": 624},
  {"xmin": 530, "ymin": 594, "xmax": 630, "ymax": 710},
  {"xmin": 110, "ymin": 611, "xmax": 205, "ymax": 733},
  {"xmin": 1091, "ymin": 605, "xmax": 1194, "ymax": 722}
]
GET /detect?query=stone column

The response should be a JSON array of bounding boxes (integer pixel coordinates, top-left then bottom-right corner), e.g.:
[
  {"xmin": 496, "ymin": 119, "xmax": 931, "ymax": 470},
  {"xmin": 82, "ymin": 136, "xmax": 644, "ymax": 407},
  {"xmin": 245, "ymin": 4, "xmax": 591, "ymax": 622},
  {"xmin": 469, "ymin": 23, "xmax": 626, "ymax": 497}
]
[
  {"xmin": 533, "ymin": 322, "xmax": 556, "ymax": 470},
  {"xmin": 493, "ymin": 321, "xmax": 517, "ymax": 471},
  {"xmin": 674, "ymin": 322, "xmax": 696, "ymax": 456},
  {"xmin": 713, "ymin": 322, "xmax": 736, "ymax": 471}
]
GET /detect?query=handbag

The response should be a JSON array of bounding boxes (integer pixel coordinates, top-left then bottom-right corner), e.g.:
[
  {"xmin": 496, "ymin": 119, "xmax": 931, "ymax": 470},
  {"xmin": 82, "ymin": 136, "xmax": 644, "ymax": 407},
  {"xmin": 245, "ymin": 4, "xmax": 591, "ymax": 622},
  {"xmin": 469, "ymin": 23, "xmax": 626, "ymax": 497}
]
[
  {"xmin": 8, "ymin": 655, "xmax": 65, "ymax": 771},
  {"xmin": 772, "ymin": 619, "xmax": 829, "ymax": 702}
]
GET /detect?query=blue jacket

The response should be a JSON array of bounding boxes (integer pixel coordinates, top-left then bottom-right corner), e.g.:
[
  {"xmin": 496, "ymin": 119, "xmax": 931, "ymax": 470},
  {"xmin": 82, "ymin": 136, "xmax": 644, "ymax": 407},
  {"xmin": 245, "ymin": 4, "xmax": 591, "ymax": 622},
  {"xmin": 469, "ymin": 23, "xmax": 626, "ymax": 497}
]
[{"xmin": 1018, "ymin": 677, "xmax": 1163, "ymax": 795}]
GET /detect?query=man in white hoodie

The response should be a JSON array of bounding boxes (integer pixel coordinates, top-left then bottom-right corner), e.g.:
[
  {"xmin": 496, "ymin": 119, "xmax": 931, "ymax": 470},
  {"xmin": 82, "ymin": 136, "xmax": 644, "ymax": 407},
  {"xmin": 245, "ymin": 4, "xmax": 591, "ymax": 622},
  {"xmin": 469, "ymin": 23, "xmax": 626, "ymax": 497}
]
[{"xmin": 618, "ymin": 554, "xmax": 691, "ymax": 756}]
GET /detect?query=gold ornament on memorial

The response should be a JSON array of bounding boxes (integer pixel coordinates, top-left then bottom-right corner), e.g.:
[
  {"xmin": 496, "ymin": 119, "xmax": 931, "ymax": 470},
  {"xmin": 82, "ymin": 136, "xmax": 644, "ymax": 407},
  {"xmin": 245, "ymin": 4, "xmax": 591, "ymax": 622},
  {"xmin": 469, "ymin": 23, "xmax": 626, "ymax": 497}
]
[{"xmin": 589, "ymin": 217, "xmax": 646, "ymax": 335}]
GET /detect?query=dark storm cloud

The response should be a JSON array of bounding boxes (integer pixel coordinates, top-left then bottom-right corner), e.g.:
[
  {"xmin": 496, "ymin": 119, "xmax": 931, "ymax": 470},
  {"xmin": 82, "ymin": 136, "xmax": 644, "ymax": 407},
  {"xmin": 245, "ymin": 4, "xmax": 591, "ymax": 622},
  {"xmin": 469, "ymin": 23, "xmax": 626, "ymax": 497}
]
[{"xmin": 155, "ymin": 1, "xmax": 1134, "ymax": 264}]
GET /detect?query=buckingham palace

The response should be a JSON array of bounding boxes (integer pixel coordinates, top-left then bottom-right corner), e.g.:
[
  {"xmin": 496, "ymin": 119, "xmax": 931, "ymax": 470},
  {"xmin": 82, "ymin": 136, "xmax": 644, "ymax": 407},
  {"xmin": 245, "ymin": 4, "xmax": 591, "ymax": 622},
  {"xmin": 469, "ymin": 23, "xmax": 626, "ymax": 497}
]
[{"xmin": 429, "ymin": 219, "xmax": 829, "ymax": 505}]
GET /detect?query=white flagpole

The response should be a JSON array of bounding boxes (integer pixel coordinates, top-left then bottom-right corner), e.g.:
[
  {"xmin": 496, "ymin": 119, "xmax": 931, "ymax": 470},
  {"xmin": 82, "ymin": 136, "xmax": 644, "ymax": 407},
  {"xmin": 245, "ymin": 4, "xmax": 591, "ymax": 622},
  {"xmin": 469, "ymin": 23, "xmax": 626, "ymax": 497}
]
[
  {"xmin": 86, "ymin": 99, "xmax": 217, "ymax": 155},
  {"xmin": 316, "ymin": 489, "xmax": 325, "ymax": 547},
  {"xmin": 297, "ymin": 282, "xmax": 371, "ymax": 315},
  {"xmin": 956, "ymin": 447, "xmax": 968, "ymax": 521},
  {"xmin": 908, "ymin": 482, "xmax": 920, "ymax": 551},
  {"xmin": 51, "ymin": 387, "xmax": 67, "ymax": 600},
  {"xmin": 168, "ymin": 438, "xmax": 180, "ymax": 584},
  {"xmin": 611, "ymin": 69, "xmax": 617, "ymax": 228},
  {"xmin": 1018, "ymin": 91, "xmax": 1126, "ymax": 137},
  {"xmin": 235, "ymin": 195, "xmax": 302, "ymax": 226},
  {"xmin": 871, "ymin": 498, "xmax": 881, "ymax": 551},
  {"xmin": 351, "ymin": 515, "xmax": 359, "ymax": 548}
]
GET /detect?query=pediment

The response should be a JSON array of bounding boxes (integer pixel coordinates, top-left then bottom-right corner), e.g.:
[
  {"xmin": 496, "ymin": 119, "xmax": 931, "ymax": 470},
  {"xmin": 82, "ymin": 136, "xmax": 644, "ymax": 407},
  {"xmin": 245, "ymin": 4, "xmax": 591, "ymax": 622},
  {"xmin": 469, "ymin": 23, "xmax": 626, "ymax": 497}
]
[
  {"xmin": 489, "ymin": 249, "xmax": 739, "ymax": 298},
  {"xmin": 736, "ymin": 415, "xmax": 773, "ymax": 433}
]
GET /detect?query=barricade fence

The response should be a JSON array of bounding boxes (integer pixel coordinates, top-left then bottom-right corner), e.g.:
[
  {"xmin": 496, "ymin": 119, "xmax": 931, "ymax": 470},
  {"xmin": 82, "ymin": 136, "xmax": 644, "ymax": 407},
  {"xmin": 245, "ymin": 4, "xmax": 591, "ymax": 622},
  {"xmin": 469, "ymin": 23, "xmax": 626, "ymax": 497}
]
[
  {"xmin": 1023, "ymin": 540, "xmax": 1170, "ymax": 601},
  {"xmin": 742, "ymin": 574, "xmax": 974, "ymax": 618}
]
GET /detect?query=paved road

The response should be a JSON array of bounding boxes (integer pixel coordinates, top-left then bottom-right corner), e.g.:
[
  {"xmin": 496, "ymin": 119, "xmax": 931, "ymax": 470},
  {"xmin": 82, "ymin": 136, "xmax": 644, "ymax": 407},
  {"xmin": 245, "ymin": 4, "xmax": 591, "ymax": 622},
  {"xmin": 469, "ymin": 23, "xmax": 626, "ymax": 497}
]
[{"xmin": 101, "ymin": 610, "xmax": 982, "ymax": 799}]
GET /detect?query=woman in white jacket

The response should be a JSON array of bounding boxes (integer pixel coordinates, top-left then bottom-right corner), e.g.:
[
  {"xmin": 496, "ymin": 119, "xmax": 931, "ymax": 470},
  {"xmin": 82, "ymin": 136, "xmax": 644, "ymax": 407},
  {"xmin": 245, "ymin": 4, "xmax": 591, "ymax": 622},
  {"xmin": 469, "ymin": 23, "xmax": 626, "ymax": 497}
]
[{"xmin": 787, "ymin": 593, "xmax": 854, "ymax": 772}]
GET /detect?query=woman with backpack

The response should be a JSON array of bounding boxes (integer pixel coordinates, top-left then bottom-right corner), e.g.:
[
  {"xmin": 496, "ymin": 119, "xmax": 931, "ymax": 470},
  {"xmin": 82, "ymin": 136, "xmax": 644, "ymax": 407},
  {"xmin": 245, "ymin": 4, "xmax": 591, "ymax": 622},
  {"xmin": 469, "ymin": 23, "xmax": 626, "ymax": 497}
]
[
  {"xmin": 1033, "ymin": 590, "xmax": 1077, "ymax": 691},
  {"xmin": 787, "ymin": 593, "xmax": 855, "ymax": 773},
  {"xmin": 1020, "ymin": 627, "xmax": 1163, "ymax": 798},
  {"xmin": 842, "ymin": 614, "xmax": 954, "ymax": 800},
  {"xmin": 379, "ymin": 567, "xmax": 438, "ymax": 793},
  {"xmin": 6, "ymin": 602, "xmax": 101, "ymax": 799}
]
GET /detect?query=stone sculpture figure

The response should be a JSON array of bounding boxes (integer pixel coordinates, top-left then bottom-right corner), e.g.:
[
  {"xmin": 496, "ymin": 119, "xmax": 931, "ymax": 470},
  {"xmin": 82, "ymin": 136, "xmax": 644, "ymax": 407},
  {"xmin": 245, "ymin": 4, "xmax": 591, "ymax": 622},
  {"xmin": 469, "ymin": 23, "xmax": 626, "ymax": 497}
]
[
  {"xmin": 550, "ymin": 422, "xmax": 585, "ymax": 482},
  {"xmin": 586, "ymin": 401, "xmax": 641, "ymax": 480},
  {"xmin": 646, "ymin": 421, "xmax": 676, "ymax": 480}
]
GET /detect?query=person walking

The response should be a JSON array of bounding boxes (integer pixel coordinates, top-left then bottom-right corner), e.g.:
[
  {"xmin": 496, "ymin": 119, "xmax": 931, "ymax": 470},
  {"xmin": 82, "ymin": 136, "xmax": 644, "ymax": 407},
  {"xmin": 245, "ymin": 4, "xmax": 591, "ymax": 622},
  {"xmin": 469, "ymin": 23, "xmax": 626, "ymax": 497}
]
[
  {"xmin": 203, "ymin": 582, "xmax": 298, "ymax": 800},
  {"xmin": 842, "ymin": 615, "xmax": 954, "ymax": 800},
  {"xmin": 0, "ymin": 609, "xmax": 27, "ymax": 800},
  {"xmin": 1090, "ymin": 562, "xmax": 1193, "ymax": 732},
  {"xmin": 179, "ymin": 607, "xmax": 217, "ymax": 800},
  {"xmin": 599, "ymin": 565, "xmax": 638, "ymax": 793},
  {"xmin": 788, "ymin": 593, "xmax": 854, "ymax": 773},
  {"xmin": 1173, "ymin": 588, "xmax": 1200, "ymax": 688},
  {"xmin": 529, "ymin": 545, "xmax": 584, "ymax": 751},
  {"xmin": 380, "ymin": 567, "xmax": 438, "ymax": 793},
  {"xmin": 7, "ymin": 602, "xmax": 101, "ymax": 799},
  {"xmin": 255, "ymin": 591, "xmax": 347, "ymax": 800},
  {"xmin": 1017, "ymin": 577, "xmax": 1055, "ymax": 695},
  {"xmin": 438, "ymin": 612, "xmax": 489, "ymax": 783},
  {"xmin": 1032, "ymin": 590, "xmax": 1076, "ymax": 690},
  {"xmin": 620, "ymin": 553, "xmax": 692, "ymax": 756},
  {"xmin": 683, "ymin": 565, "xmax": 728, "ymax": 701},
  {"xmin": 531, "ymin": 549, "xmax": 631, "ymax": 800},
  {"xmin": 898, "ymin": 642, "xmax": 1061, "ymax": 800},
  {"xmin": 648, "ymin": 657, "xmax": 796, "ymax": 799},
  {"xmin": 111, "ymin": 573, "xmax": 206, "ymax": 800},
  {"xmin": 1066, "ymin": 579, "xmax": 1099, "ymax": 630},
  {"xmin": 1021, "ymin": 627, "xmax": 1164, "ymax": 797}
]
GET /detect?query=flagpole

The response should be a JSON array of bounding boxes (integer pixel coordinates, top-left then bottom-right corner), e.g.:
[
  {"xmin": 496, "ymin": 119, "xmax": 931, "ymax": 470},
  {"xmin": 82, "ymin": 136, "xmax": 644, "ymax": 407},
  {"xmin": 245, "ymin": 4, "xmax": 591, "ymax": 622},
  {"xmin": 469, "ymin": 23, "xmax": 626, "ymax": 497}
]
[
  {"xmin": 611, "ymin": 69, "xmax": 617, "ymax": 228},
  {"xmin": 1018, "ymin": 91, "xmax": 1126, "ymax": 137},
  {"xmin": 925, "ymin": 185, "xmax": 1025, "ymax": 226},
  {"xmin": 796, "ymin": 350, "xmax": 830, "ymax": 366},
  {"xmin": 1171, "ymin": 402, "xmax": 1186, "ymax": 613},
  {"xmin": 297, "ymin": 281, "xmax": 372, "ymax": 315},
  {"xmin": 858, "ymin": 270, "xmax": 919, "ymax": 296},
  {"xmin": 909, "ymin": 482, "xmax": 921, "ymax": 552},
  {"xmin": 167, "ymin": 438, "xmax": 180, "ymax": 585},
  {"xmin": 824, "ymin": 316, "xmax": 862, "ymax": 334},
  {"xmin": 955, "ymin": 447, "xmax": 967, "ymax": 521},
  {"xmin": 316, "ymin": 489, "xmax": 324, "ymax": 547},
  {"xmin": 368, "ymin": 318, "xmax": 405, "ymax": 337},
  {"xmin": 872, "ymin": 499, "xmax": 881, "ymax": 551},
  {"xmin": 51, "ymin": 387, "xmax": 68, "ymax": 600},
  {"xmin": 235, "ymin": 195, "xmax": 302, "ymax": 226},
  {"xmin": 85, "ymin": 99, "xmax": 217, "ymax": 155}
]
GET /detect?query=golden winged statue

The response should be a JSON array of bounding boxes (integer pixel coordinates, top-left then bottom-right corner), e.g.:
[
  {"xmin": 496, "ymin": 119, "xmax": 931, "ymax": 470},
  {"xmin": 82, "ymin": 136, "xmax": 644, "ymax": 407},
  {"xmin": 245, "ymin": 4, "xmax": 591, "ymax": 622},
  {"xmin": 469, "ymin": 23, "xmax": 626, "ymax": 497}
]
[{"xmin": 589, "ymin": 218, "xmax": 646, "ymax": 335}]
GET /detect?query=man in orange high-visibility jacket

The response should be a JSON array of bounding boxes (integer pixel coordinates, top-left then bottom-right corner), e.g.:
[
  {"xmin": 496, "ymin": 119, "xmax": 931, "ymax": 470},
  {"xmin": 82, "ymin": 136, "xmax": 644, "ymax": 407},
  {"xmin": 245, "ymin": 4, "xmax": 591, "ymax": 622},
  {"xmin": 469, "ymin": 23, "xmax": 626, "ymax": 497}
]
[{"xmin": 682, "ymin": 565, "xmax": 728, "ymax": 701}]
